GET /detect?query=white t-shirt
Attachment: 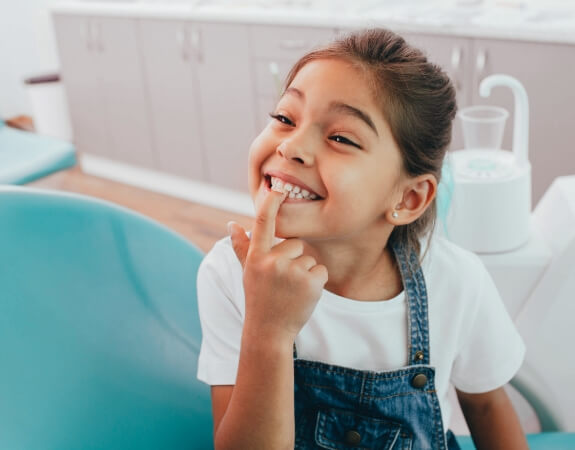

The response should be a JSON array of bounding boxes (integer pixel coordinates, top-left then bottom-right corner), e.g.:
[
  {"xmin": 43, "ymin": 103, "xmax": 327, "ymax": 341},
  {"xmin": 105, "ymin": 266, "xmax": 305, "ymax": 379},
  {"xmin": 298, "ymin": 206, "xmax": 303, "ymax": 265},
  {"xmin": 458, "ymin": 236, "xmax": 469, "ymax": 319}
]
[{"xmin": 196, "ymin": 235, "xmax": 525, "ymax": 431}]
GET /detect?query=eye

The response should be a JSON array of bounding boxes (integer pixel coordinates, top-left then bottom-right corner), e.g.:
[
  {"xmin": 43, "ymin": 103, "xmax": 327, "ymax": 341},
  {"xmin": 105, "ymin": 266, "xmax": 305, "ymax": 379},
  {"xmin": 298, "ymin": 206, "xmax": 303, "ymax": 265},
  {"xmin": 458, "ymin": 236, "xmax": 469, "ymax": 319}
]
[
  {"xmin": 329, "ymin": 135, "xmax": 362, "ymax": 149},
  {"xmin": 269, "ymin": 113, "xmax": 294, "ymax": 126}
]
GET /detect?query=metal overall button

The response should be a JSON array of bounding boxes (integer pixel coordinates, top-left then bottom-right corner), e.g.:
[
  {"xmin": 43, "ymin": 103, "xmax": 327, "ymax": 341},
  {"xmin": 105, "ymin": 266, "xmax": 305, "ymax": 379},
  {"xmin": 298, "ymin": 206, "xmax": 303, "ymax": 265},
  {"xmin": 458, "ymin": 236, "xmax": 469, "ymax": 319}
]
[
  {"xmin": 344, "ymin": 430, "xmax": 362, "ymax": 446},
  {"xmin": 411, "ymin": 373, "xmax": 428, "ymax": 389},
  {"xmin": 413, "ymin": 350, "xmax": 424, "ymax": 362}
]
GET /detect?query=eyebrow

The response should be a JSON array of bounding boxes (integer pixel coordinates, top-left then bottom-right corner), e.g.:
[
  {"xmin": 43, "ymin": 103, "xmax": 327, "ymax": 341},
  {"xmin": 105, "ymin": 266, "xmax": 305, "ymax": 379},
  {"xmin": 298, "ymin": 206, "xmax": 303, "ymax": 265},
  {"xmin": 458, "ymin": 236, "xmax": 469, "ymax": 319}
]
[
  {"xmin": 283, "ymin": 87, "xmax": 379, "ymax": 137},
  {"xmin": 283, "ymin": 87, "xmax": 304, "ymax": 99},
  {"xmin": 330, "ymin": 102, "xmax": 379, "ymax": 137}
]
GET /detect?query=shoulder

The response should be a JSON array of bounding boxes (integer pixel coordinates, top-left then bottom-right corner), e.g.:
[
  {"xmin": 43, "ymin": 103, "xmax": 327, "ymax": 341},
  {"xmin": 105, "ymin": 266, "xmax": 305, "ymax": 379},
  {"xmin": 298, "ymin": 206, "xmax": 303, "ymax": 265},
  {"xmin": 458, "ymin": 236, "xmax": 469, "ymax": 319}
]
[
  {"xmin": 199, "ymin": 236, "xmax": 242, "ymax": 277},
  {"xmin": 422, "ymin": 234, "xmax": 488, "ymax": 288},
  {"xmin": 422, "ymin": 235, "xmax": 518, "ymax": 342},
  {"xmin": 421, "ymin": 234, "xmax": 500, "ymax": 324},
  {"xmin": 197, "ymin": 236, "xmax": 244, "ymax": 304}
]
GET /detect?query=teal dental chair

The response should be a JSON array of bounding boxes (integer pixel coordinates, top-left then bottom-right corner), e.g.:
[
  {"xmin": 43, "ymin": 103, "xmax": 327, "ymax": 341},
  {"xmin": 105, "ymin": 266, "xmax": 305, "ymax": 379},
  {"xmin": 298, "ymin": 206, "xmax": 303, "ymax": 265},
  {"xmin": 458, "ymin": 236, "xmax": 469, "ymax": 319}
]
[
  {"xmin": 0, "ymin": 119, "xmax": 76, "ymax": 184},
  {"xmin": 0, "ymin": 186, "xmax": 212, "ymax": 449}
]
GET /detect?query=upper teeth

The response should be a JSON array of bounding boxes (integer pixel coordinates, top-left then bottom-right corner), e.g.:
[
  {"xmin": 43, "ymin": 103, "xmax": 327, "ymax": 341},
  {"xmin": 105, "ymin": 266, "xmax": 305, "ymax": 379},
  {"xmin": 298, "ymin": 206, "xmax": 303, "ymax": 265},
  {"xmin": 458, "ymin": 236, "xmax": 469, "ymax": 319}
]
[{"xmin": 271, "ymin": 177, "xmax": 318, "ymax": 200}]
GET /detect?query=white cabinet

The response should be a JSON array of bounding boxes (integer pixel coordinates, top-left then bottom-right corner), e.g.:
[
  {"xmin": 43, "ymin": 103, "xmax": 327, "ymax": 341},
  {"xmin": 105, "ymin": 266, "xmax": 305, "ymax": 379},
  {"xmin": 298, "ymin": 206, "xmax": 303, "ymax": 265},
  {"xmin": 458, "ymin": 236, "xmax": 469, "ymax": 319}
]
[
  {"xmin": 137, "ymin": 20, "xmax": 257, "ymax": 191},
  {"xmin": 52, "ymin": 15, "xmax": 109, "ymax": 159},
  {"xmin": 53, "ymin": 14, "xmax": 156, "ymax": 169},
  {"xmin": 57, "ymin": 15, "xmax": 258, "ymax": 192},
  {"xmin": 195, "ymin": 23, "xmax": 257, "ymax": 192},
  {"xmin": 137, "ymin": 19, "xmax": 205, "ymax": 181}
]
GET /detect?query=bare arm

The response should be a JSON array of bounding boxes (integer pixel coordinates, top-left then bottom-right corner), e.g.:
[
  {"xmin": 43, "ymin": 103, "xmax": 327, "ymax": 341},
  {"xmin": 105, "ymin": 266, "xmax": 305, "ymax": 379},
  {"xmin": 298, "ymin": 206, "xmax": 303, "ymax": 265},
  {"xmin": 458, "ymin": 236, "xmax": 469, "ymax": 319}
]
[
  {"xmin": 211, "ymin": 332, "xmax": 295, "ymax": 450},
  {"xmin": 211, "ymin": 189, "xmax": 327, "ymax": 449},
  {"xmin": 457, "ymin": 386, "xmax": 528, "ymax": 450}
]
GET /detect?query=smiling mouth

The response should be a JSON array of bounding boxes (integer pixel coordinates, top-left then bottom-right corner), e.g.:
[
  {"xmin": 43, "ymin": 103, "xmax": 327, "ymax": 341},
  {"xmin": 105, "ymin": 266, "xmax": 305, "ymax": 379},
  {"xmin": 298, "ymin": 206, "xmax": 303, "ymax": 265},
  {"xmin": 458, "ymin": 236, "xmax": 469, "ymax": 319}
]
[{"xmin": 266, "ymin": 176, "xmax": 322, "ymax": 200}]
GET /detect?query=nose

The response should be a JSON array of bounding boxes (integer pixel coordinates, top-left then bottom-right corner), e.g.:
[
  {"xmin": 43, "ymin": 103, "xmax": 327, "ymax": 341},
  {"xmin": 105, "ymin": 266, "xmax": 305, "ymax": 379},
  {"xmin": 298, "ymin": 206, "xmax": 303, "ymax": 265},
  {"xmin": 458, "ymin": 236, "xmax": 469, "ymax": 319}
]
[{"xmin": 277, "ymin": 139, "xmax": 315, "ymax": 166}]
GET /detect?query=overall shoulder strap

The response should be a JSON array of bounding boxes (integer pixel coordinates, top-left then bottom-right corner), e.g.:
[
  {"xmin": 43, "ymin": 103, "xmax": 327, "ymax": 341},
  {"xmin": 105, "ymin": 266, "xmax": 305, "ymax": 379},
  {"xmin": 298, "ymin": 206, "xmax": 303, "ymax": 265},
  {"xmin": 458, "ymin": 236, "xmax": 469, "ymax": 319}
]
[{"xmin": 391, "ymin": 242, "xmax": 431, "ymax": 365}]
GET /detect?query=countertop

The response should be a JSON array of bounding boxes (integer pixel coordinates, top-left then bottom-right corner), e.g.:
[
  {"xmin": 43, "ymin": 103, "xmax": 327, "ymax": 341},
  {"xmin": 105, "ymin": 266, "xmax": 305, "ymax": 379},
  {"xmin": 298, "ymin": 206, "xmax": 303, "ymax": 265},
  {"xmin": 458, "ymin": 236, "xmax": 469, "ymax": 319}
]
[{"xmin": 51, "ymin": 0, "xmax": 575, "ymax": 45}]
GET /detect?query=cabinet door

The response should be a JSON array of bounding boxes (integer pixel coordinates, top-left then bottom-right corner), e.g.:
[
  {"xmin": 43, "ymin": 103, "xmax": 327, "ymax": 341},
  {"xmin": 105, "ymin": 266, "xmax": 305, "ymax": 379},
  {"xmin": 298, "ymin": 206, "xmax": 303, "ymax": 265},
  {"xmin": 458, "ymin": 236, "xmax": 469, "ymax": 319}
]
[
  {"xmin": 402, "ymin": 33, "xmax": 474, "ymax": 151},
  {"xmin": 470, "ymin": 39, "xmax": 575, "ymax": 203},
  {"xmin": 195, "ymin": 23, "xmax": 258, "ymax": 192},
  {"xmin": 97, "ymin": 17, "xmax": 156, "ymax": 169},
  {"xmin": 53, "ymin": 14, "xmax": 111, "ymax": 158},
  {"xmin": 138, "ymin": 19, "xmax": 205, "ymax": 180}
]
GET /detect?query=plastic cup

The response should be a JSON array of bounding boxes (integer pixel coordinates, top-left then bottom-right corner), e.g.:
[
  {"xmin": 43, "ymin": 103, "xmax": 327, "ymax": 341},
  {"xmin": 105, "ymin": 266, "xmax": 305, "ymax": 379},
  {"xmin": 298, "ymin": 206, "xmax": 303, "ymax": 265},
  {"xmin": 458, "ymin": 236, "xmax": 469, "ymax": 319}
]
[{"xmin": 458, "ymin": 105, "xmax": 509, "ymax": 151}]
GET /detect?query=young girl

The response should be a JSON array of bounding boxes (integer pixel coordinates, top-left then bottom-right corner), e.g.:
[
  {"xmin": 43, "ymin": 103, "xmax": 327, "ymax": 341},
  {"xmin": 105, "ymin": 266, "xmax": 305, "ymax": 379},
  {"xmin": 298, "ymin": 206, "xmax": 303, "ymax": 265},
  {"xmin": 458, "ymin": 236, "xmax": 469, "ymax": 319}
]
[{"xmin": 197, "ymin": 28, "xmax": 527, "ymax": 449}]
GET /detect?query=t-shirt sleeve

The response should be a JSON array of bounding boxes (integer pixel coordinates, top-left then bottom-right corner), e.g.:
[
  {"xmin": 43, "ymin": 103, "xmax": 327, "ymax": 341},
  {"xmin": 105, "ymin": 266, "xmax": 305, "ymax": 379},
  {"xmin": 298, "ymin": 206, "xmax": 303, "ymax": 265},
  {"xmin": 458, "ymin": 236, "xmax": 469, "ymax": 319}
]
[
  {"xmin": 196, "ymin": 239, "xmax": 244, "ymax": 386},
  {"xmin": 450, "ymin": 261, "xmax": 526, "ymax": 393}
]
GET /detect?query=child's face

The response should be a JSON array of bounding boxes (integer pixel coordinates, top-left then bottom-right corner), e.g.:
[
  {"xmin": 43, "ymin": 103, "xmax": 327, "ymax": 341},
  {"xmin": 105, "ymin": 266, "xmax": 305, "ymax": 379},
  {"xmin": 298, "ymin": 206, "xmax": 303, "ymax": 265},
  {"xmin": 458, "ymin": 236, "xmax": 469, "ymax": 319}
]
[{"xmin": 248, "ymin": 58, "xmax": 405, "ymax": 241}]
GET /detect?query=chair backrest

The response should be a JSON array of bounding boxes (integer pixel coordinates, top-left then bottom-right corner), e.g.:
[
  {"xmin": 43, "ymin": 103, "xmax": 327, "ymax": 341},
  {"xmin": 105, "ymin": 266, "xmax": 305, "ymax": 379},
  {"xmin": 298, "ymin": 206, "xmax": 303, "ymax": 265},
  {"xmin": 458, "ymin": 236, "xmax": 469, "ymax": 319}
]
[{"xmin": 0, "ymin": 186, "xmax": 213, "ymax": 449}]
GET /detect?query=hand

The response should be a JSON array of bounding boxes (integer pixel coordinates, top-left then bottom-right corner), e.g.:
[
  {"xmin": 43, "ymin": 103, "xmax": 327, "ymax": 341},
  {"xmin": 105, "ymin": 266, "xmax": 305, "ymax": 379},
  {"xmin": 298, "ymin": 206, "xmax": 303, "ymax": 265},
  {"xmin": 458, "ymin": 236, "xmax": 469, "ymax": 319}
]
[{"xmin": 229, "ymin": 189, "xmax": 328, "ymax": 342}]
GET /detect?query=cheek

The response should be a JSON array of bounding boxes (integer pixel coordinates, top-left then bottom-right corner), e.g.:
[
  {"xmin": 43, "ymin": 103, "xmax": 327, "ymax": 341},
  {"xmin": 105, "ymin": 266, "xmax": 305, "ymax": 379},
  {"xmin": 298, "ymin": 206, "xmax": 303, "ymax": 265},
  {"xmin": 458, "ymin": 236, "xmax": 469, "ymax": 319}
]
[
  {"xmin": 328, "ymin": 164, "xmax": 392, "ymax": 213},
  {"xmin": 326, "ymin": 166, "xmax": 369, "ymax": 201}
]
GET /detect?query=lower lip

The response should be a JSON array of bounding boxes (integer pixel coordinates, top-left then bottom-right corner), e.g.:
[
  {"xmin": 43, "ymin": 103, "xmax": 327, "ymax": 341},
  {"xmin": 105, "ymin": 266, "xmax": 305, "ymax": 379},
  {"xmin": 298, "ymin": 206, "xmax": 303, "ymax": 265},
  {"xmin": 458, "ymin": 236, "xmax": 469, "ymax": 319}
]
[{"xmin": 282, "ymin": 197, "xmax": 315, "ymax": 204}]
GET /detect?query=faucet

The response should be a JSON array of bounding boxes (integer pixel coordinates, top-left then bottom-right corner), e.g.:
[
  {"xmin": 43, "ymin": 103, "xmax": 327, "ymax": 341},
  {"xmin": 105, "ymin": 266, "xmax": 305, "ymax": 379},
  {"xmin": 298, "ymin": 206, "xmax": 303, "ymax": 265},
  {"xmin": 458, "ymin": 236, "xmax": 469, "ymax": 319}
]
[{"xmin": 479, "ymin": 74, "xmax": 530, "ymax": 167}]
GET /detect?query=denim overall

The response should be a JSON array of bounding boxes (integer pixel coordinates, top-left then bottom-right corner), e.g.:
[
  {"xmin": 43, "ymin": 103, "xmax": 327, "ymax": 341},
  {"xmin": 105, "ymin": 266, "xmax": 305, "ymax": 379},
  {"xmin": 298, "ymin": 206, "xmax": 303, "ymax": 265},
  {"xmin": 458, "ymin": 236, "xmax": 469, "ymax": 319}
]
[{"xmin": 293, "ymin": 243, "xmax": 460, "ymax": 449}]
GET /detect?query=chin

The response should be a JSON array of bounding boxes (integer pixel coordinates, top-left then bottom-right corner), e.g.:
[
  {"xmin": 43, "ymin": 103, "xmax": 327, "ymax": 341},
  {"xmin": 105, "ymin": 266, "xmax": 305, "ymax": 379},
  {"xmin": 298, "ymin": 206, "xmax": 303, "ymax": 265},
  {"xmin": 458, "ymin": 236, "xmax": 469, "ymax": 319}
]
[
  {"xmin": 274, "ymin": 222, "xmax": 300, "ymax": 240},
  {"xmin": 273, "ymin": 226, "xmax": 290, "ymax": 239}
]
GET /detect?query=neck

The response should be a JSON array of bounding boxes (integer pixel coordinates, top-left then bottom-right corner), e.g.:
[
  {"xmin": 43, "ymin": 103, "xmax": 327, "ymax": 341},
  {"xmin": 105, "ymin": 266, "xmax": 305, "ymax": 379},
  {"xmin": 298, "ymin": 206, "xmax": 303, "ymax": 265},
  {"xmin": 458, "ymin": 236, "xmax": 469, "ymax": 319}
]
[{"xmin": 304, "ymin": 229, "xmax": 403, "ymax": 301}]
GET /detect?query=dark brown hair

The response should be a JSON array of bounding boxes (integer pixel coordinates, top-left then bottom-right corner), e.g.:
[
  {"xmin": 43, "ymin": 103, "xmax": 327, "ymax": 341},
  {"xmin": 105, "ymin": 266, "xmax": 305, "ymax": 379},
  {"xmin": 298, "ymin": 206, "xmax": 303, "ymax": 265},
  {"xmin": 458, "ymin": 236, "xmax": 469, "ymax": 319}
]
[{"xmin": 284, "ymin": 28, "xmax": 457, "ymax": 254}]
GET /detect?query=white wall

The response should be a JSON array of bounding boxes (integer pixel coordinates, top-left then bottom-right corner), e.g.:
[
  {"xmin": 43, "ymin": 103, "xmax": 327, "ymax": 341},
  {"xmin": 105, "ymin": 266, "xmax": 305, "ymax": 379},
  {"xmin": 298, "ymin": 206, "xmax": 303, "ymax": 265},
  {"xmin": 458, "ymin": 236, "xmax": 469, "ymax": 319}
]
[{"xmin": 0, "ymin": 0, "xmax": 62, "ymax": 118}]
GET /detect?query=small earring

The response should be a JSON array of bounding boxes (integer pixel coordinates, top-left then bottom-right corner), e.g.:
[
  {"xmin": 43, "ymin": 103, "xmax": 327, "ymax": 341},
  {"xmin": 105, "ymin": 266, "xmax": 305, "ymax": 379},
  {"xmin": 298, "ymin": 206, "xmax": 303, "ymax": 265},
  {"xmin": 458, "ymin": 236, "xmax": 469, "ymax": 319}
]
[{"xmin": 392, "ymin": 211, "xmax": 399, "ymax": 219}]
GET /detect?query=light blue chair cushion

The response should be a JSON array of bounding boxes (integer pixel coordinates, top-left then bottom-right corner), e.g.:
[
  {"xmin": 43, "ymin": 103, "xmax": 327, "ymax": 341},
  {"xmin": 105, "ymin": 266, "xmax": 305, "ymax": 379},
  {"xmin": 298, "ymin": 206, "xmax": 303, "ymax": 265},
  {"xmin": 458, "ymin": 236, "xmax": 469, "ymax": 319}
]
[
  {"xmin": 0, "ymin": 120, "xmax": 76, "ymax": 184},
  {"xmin": 0, "ymin": 186, "xmax": 212, "ymax": 449},
  {"xmin": 457, "ymin": 432, "xmax": 575, "ymax": 449}
]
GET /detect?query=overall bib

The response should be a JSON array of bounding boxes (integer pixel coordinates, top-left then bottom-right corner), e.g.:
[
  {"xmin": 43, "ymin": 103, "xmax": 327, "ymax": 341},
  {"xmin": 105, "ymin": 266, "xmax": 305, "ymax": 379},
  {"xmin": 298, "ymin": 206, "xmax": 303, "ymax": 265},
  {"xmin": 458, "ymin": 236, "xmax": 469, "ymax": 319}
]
[{"xmin": 293, "ymin": 243, "xmax": 461, "ymax": 449}]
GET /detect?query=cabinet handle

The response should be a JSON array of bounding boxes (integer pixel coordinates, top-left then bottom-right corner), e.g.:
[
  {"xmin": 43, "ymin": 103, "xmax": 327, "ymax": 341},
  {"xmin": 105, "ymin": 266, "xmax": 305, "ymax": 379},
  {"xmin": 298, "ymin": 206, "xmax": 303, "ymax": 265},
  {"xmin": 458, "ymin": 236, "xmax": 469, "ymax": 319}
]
[
  {"xmin": 476, "ymin": 49, "xmax": 487, "ymax": 74},
  {"xmin": 177, "ymin": 27, "xmax": 191, "ymax": 61},
  {"xmin": 96, "ymin": 22, "xmax": 104, "ymax": 53},
  {"xmin": 85, "ymin": 20, "xmax": 95, "ymax": 52},
  {"xmin": 475, "ymin": 49, "xmax": 489, "ymax": 91},
  {"xmin": 269, "ymin": 61, "xmax": 282, "ymax": 97},
  {"xmin": 190, "ymin": 28, "xmax": 203, "ymax": 63},
  {"xmin": 278, "ymin": 39, "xmax": 309, "ymax": 51},
  {"xmin": 450, "ymin": 46, "xmax": 463, "ymax": 91},
  {"xmin": 451, "ymin": 46, "xmax": 461, "ymax": 71}
]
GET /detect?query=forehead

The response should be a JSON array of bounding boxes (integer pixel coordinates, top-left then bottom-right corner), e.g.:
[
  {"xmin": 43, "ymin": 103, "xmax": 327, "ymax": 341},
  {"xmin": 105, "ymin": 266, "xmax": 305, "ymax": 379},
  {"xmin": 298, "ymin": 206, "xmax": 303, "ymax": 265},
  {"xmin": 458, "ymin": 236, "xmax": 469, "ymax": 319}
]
[{"xmin": 287, "ymin": 58, "xmax": 378, "ymax": 108}]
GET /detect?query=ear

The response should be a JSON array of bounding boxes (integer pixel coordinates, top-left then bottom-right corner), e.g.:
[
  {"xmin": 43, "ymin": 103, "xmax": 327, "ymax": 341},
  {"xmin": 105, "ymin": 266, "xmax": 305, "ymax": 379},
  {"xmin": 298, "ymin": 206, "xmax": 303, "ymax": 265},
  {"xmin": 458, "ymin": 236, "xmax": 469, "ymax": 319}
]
[{"xmin": 387, "ymin": 174, "xmax": 437, "ymax": 225}]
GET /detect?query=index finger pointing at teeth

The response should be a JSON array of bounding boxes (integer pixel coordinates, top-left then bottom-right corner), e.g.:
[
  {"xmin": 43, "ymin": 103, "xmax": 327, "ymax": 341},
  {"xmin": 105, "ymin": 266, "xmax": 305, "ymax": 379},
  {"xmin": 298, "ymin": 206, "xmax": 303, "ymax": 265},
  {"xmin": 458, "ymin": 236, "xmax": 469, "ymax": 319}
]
[{"xmin": 250, "ymin": 189, "xmax": 287, "ymax": 253}]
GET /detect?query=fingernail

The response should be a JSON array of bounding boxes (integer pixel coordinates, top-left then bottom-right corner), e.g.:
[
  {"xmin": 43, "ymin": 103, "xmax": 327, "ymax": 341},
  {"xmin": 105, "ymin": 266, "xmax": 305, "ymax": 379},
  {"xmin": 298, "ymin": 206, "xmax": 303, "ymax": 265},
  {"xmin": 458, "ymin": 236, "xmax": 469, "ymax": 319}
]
[{"xmin": 227, "ymin": 221, "xmax": 235, "ymax": 235}]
